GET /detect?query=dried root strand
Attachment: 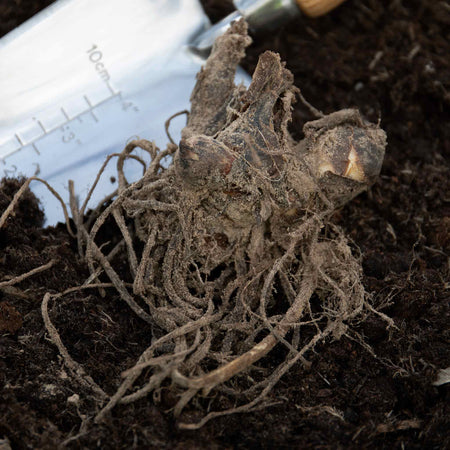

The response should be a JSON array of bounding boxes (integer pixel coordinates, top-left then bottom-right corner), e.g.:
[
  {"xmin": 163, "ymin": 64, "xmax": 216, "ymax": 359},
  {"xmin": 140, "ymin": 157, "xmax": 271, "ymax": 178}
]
[
  {"xmin": 78, "ymin": 124, "xmax": 376, "ymax": 429},
  {"xmin": 0, "ymin": 259, "xmax": 55, "ymax": 288},
  {"xmin": 38, "ymin": 19, "xmax": 387, "ymax": 430},
  {"xmin": 42, "ymin": 290, "xmax": 108, "ymax": 400},
  {"xmin": 0, "ymin": 176, "xmax": 74, "ymax": 236},
  {"xmin": 172, "ymin": 234, "xmax": 320, "ymax": 396}
]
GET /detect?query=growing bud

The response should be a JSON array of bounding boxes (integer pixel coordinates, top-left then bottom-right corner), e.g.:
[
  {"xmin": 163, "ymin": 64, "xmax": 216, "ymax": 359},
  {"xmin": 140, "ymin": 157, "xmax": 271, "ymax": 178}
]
[
  {"xmin": 302, "ymin": 109, "xmax": 386, "ymax": 205},
  {"xmin": 175, "ymin": 136, "xmax": 236, "ymax": 188}
]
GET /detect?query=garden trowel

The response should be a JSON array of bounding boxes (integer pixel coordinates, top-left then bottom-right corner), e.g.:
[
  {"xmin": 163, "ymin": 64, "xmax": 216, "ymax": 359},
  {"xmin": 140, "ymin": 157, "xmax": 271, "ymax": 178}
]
[{"xmin": 0, "ymin": 0, "xmax": 346, "ymax": 225}]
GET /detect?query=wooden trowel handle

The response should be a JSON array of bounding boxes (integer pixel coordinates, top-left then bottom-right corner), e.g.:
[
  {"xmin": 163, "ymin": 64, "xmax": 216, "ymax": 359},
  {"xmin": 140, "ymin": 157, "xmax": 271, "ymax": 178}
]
[{"xmin": 296, "ymin": 0, "xmax": 347, "ymax": 17}]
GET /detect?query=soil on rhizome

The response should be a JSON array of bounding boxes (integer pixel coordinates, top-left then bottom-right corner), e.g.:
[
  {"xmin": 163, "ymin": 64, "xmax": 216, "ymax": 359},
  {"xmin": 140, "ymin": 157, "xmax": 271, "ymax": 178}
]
[{"xmin": 0, "ymin": 1, "xmax": 449, "ymax": 449}]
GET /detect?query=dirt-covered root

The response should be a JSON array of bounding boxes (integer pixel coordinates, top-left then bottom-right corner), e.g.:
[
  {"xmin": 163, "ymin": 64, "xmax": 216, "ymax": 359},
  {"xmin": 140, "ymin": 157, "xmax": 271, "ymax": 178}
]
[
  {"xmin": 67, "ymin": 136, "xmax": 371, "ymax": 427},
  {"xmin": 38, "ymin": 20, "xmax": 387, "ymax": 428},
  {"xmin": 172, "ymin": 233, "xmax": 366, "ymax": 395}
]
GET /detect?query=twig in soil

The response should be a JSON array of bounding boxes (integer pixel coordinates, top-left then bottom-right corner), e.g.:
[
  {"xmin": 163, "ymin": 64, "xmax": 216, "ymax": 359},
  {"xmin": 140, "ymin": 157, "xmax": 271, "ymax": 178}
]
[
  {"xmin": 296, "ymin": 88, "xmax": 324, "ymax": 118},
  {"xmin": 295, "ymin": 404, "xmax": 345, "ymax": 421},
  {"xmin": 0, "ymin": 259, "xmax": 55, "ymax": 288},
  {"xmin": 41, "ymin": 287, "xmax": 122, "ymax": 400},
  {"xmin": 0, "ymin": 176, "xmax": 74, "ymax": 236}
]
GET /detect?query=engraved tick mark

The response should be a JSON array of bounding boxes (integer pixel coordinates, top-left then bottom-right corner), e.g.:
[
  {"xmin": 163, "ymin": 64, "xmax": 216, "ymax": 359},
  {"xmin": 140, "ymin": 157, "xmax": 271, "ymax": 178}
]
[
  {"xmin": 61, "ymin": 107, "xmax": 70, "ymax": 121},
  {"xmin": 32, "ymin": 143, "xmax": 40, "ymax": 155},
  {"xmin": 34, "ymin": 118, "xmax": 46, "ymax": 133},
  {"xmin": 84, "ymin": 95, "xmax": 99, "ymax": 122},
  {"xmin": 105, "ymin": 81, "xmax": 117, "ymax": 95},
  {"xmin": 15, "ymin": 133, "xmax": 24, "ymax": 146}
]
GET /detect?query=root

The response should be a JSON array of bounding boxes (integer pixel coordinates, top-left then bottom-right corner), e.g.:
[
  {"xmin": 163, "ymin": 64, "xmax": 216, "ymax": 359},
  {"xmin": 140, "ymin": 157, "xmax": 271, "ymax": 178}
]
[
  {"xmin": 172, "ymin": 256, "xmax": 318, "ymax": 395},
  {"xmin": 83, "ymin": 149, "xmax": 372, "ymax": 425},
  {"xmin": 0, "ymin": 176, "xmax": 74, "ymax": 236},
  {"xmin": 178, "ymin": 322, "xmax": 336, "ymax": 430},
  {"xmin": 42, "ymin": 289, "xmax": 109, "ymax": 400},
  {"xmin": 32, "ymin": 20, "xmax": 388, "ymax": 428},
  {"xmin": 0, "ymin": 259, "xmax": 55, "ymax": 288}
]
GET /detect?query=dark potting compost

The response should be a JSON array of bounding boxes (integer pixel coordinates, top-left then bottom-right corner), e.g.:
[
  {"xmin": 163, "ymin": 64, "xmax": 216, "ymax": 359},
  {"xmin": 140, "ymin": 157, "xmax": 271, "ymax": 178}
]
[{"xmin": 1, "ymin": 1, "xmax": 449, "ymax": 448}]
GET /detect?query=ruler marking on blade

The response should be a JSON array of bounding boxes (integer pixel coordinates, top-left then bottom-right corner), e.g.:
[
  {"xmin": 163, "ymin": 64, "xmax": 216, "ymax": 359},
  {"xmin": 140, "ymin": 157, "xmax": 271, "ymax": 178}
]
[
  {"xmin": 36, "ymin": 119, "xmax": 47, "ymax": 134},
  {"xmin": 84, "ymin": 95, "xmax": 99, "ymax": 122},
  {"xmin": 61, "ymin": 107, "xmax": 71, "ymax": 121},
  {"xmin": 105, "ymin": 81, "xmax": 118, "ymax": 96},
  {"xmin": 90, "ymin": 110, "xmax": 99, "ymax": 122},
  {"xmin": 6, "ymin": 90, "xmax": 121, "ymax": 158},
  {"xmin": 32, "ymin": 143, "xmax": 40, "ymax": 155},
  {"xmin": 15, "ymin": 133, "xmax": 24, "ymax": 147}
]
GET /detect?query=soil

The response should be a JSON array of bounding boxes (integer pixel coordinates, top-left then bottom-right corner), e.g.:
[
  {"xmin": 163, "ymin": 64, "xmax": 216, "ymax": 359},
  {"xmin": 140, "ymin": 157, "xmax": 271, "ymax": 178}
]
[{"xmin": 1, "ymin": 0, "xmax": 449, "ymax": 448}]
